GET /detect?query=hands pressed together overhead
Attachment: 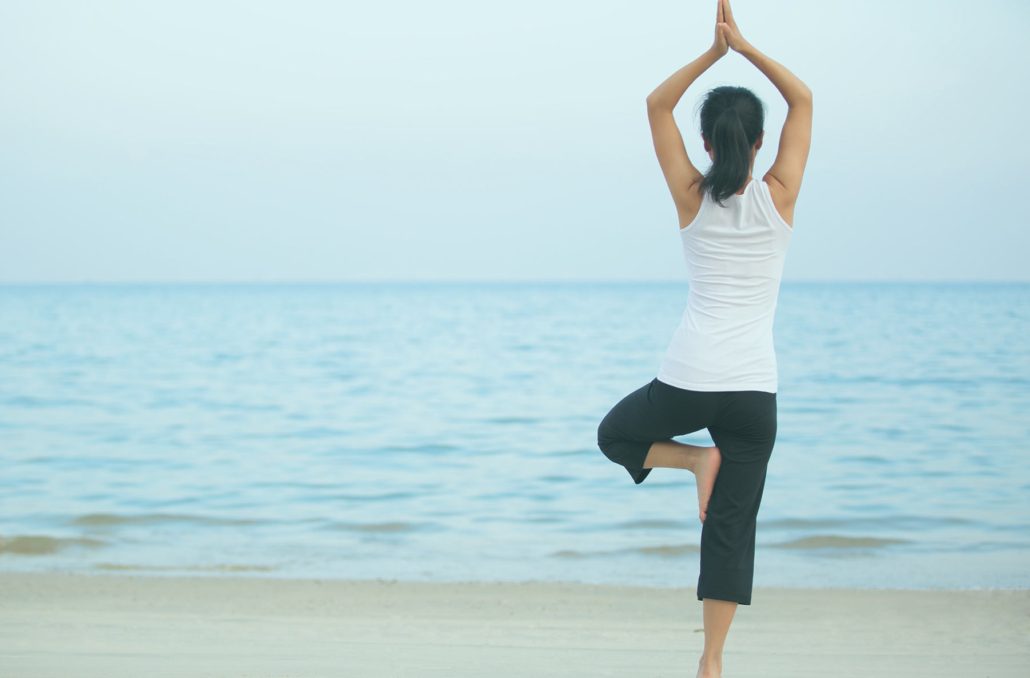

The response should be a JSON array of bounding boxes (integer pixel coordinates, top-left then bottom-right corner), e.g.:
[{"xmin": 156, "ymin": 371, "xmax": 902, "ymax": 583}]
[{"xmin": 712, "ymin": 0, "xmax": 749, "ymax": 58}]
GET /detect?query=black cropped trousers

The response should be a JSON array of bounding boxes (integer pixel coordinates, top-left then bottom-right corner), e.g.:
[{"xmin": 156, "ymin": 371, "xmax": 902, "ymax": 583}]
[{"xmin": 596, "ymin": 377, "xmax": 777, "ymax": 606}]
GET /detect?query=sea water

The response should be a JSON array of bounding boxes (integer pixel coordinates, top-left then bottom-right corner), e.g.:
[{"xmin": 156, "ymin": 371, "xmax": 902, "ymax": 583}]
[{"xmin": 1, "ymin": 282, "xmax": 1027, "ymax": 589}]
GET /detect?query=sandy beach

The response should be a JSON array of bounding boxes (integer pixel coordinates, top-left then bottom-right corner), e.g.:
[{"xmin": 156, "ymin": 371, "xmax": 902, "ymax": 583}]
[{"xmin": 0, "ymin": 571, "xmax": 1026, "ymax": 677}]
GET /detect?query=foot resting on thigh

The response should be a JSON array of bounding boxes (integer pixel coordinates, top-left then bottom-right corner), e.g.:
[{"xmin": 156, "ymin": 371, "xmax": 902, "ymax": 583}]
[
  {"xmin": 695, "ymin": 446, "xmax": 721, "ymax": 523},
  {"xmin": 641, "ymin": 441, "xmax": 722, "ymax": 523}
]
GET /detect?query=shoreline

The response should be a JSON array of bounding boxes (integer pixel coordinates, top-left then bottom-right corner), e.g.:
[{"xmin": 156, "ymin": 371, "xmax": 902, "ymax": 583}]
[
  {"xmin": 4, "ymin": 564, "xmax": 1029, "ymax": 592},
  {"xmin": 2, "ymin": 570, "xmax": 1027, "ymax": 678}
]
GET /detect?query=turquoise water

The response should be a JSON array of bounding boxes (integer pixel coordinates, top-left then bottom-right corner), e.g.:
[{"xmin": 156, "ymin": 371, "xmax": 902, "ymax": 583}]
[{"xmin": 1, "ymin": 282, "xmax": 1027, "ymax": 589}]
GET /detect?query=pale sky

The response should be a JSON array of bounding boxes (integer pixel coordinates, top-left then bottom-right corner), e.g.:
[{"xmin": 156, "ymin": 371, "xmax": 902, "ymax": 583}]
[{"xmin": 1, "ymin": 0, "xmax": 1027, "ymax": 282}]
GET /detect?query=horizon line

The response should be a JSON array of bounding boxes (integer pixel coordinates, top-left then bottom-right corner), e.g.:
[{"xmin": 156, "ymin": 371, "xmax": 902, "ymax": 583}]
[{"xmin": 1, "ymin": 278, "xmax": 1027, "ymax": 286}]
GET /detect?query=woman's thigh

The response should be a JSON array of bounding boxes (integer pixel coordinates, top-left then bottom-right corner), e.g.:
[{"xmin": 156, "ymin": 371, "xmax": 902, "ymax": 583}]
[
  {"xmin": 702, "ymin": 392, "xmax": 778, "ymax": 561},
  {"xmin": 600, "ymin": 378, "xmax": 722, "ymax": 442},
  {"xmin": 709, "ymin": 391, "xmax": 778, "ymax": 465}
]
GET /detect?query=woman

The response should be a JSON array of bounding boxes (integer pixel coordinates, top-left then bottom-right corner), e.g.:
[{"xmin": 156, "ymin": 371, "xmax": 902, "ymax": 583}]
[{"xmin": 596, "ymin": 1, "xmax": 812, "ymax": 676}]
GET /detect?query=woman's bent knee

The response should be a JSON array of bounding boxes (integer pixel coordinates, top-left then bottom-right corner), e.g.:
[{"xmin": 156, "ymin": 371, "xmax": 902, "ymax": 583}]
[{"xmin": 596, "ymin": 418, "xmax": 618, "ymax": 461}]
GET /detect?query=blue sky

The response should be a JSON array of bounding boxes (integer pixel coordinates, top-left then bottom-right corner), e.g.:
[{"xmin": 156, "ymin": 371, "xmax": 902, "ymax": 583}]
[{"xmin": 1, "ymin": 0, "xmax": 1027, "ymax": 282}]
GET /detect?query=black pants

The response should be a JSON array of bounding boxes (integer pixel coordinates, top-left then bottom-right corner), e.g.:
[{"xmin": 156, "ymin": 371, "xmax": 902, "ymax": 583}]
[{"xmin": 596, "ymin": 377, "xmax": 777, "ymax": 605}]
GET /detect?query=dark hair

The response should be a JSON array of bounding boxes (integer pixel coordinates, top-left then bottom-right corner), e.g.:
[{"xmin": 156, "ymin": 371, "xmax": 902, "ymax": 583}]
[{"xmin": 697, "ymin": 86, "xmax": 766, "ymax": 207}]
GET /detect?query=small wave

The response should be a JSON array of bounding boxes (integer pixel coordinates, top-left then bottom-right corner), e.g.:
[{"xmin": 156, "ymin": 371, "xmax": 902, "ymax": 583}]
[
  {"xmin": 632, "ymin": 544, "xmax": 700, "ymax": 557},
  {"xmin": 70, "ymin": 513, "xmax": 265, "ymax": 527},
  {"xmin": 783, "ymin": 407, "xmax": 838, "ymax": 414},
  {"xmin": 837, "ymin": 455, "xmax": 893, "ymax": 464},
  {"xmin": 760, "ymin": 515, "xmax": 974, "ymax": 530},
  {"xmin": 334, "ymin": 491, "xmax": 414, "ymax": 502},
  {"xmin": 485, "ymin": 417, "xmax": 540, "ymax": 425},
  {"xmin": 769, "ymin": 535, "xmax": 910, "ymax": 549},
  {"xmin": 0, "ymin": 535, "xmax": 107, "ymax": 555},
  {"xmin": 618, "ymin": 519, "xmax": 684, "ymax": 530},
  {"xmin": 549, "ymin": 448, "xmax": 592, "ymax": 457},
  {"xmin": 327, "ymin": 521, "xmax": 420, "ymax": 533},
  {"xmin": 376, "ymin": 443, "xmax": 459, "ymax": 454},
  {"xmin": 551, "ymin": 543, "xmax": 700, "ymax": 559},
  {"xmin": 94, "ymin": 563, "xmax": 276, "ymax": 572},
  {"xmin": 827, "ymin": 483, "xmax": 881, "ymax": 491},
  {"xmin": 2, "ymin": 395, "xmax": 95, "ymax": 409},
  {"xmin": 869, "ymin": 427, "xmax": 908, "ymax": 439},
  {"xmin": 539, "ymin": 475, "xmax": 575, "ymax": 483}
]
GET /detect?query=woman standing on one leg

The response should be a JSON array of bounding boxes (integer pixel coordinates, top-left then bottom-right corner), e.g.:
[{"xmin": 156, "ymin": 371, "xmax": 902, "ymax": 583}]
[{"xmin": 596, "ymin": 1, "xmax": 812, "ymax": 676}]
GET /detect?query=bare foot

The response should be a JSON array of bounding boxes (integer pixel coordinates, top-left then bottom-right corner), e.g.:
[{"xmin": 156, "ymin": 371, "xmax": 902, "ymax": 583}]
[{"xmin": 694, "ymin": 446, "xmax": 721, "ymax": 523}]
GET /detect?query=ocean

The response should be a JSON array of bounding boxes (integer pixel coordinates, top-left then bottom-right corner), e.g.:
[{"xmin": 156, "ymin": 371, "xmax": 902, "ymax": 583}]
[{"xmin": 1, "ymin": 281, "xmax": 1027, "ymax": 589}]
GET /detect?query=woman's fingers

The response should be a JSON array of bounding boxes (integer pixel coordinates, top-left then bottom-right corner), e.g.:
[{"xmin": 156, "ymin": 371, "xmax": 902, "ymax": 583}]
[
  {"xmin": 717, "ymin": 0, "xmax": 724, "ymax": 24},
  {"xmin": 719, "ymin": 0, "xmax": 745, "ymax": 51},
  {"xmin": 712, "ymin": 19, "xmax": 729, "ymax": 56}
]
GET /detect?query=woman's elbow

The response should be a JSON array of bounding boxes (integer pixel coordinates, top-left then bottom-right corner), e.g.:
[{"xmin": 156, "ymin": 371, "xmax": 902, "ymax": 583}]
[
  {"xmin": 788, "ymin": 86, "xmax": 813, "ymax": 110},
  {"xmin": 646, "ymin": 94, "xmax": 668, "ymax": 112}
]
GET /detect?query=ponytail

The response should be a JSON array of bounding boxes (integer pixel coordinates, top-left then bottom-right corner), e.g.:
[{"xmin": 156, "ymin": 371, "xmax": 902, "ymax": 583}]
[{"xmin": 697, "ymin": 86, "xmax": 766, "ymax": 207}]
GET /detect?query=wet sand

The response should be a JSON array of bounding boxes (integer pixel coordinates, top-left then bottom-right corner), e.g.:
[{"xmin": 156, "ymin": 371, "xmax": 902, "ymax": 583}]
[{"xmin": 1, "ymin": 571, "xmax": 1027, "ymax": 677}]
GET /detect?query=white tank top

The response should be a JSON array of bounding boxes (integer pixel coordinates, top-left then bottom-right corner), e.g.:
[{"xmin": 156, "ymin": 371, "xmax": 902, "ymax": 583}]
[{"xmin": 656, "ymin": 177, "xmax": 793, "ymax": 394}]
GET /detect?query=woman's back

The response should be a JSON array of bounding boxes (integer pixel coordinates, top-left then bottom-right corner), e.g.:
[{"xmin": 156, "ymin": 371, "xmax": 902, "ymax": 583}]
[{"xmin": 656, "ymin": 177, "xmax": 792, "ymax": 394}]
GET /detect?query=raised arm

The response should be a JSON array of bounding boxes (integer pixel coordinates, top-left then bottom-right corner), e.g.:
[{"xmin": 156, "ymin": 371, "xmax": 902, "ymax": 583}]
[
  {"xmin": 719, "ymin": 0, "xmax": 812, "ymax": 208},
  {"xmin": 645, "ymin": 2, "xmax": 729, "ymax": 215}
]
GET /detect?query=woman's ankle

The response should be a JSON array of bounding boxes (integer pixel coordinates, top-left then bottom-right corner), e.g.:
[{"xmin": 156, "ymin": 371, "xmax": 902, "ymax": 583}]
[{"xmin": 699, "ymin": 651, "xmax": 723, "ymax": 670}]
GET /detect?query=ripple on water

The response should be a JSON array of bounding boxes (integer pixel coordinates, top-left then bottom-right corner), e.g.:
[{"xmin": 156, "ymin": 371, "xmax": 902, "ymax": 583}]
[
  {"xmin": 617, "ymin": 519, "xmax": 687, "ymax": 530},
  {"xmin": 551, "ymin": 543, "xmax": 701, "ymax": 559},
  {"xmin": 769, "ymin": 535, "xmax": 910, "ymax": 549},
  {"xmin": 324, "ymin": 521, "xmax": 423, "ymax": 533},
  {"xmin": 0, "ymin": 535, "xmax": 107, "ymax": 555},
  {"xmin": 69, "ymin": 512, "xmax": 267, "ymax": 528},
  {"xmin": 94, "ymin": 563, "xmax": 276, "ymax": 572}
]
